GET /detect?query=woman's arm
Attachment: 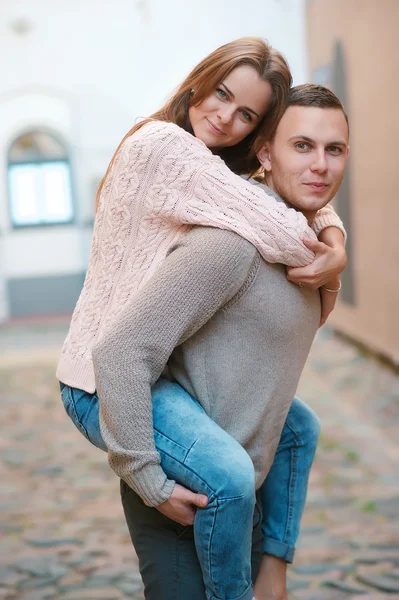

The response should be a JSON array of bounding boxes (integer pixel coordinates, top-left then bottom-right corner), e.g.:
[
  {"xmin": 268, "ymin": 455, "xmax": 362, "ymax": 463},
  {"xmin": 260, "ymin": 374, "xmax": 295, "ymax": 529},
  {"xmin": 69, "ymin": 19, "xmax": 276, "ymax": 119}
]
[
  {"xmin": 287, "ymin": 227, "xmax": 346, "ymax": 325},
  {"xmin": 139, "ymin": 122, "xmax": 316, "ymax": 267},
  {"xmin": 312, "ymin": 204, "xmax": 347, "ymax": 243},
  {"xmin": 286, "ymin": 227, "xmax": 347, "ymax": 290},
  {"xmin": 125, "ymin": 122, "xmax": 346, "ymax": 271}
]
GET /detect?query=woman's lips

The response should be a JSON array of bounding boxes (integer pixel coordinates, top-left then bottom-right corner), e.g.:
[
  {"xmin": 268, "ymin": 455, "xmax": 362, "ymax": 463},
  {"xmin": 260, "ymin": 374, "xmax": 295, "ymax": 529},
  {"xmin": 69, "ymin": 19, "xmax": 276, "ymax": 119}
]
[{"xmin": 206, "ymin": 118, "xmax": 226, "ymax": 136}]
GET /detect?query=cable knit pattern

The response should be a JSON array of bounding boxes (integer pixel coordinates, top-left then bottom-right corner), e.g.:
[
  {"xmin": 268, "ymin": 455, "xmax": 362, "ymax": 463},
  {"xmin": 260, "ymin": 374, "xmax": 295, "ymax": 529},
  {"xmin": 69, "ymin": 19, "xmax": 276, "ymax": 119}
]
[{"xmin": 57, "ymin": 121, "xmax": 345, "ymax": 393}]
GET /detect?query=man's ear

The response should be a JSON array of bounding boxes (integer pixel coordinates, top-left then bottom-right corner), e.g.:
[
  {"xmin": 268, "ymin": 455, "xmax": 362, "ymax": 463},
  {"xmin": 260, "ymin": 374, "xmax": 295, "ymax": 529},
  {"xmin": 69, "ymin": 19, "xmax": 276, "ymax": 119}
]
[{"xmin": 257, "ymin": 143, "xmax": 272, "ymax": 172}]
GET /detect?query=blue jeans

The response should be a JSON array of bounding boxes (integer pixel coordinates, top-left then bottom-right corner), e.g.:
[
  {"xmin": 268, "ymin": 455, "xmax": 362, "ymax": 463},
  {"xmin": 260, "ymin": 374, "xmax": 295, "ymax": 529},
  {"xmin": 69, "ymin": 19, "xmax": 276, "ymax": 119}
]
[{"xmin": 60, "ymin": 379, "xmax": 319, "ymax": 599}]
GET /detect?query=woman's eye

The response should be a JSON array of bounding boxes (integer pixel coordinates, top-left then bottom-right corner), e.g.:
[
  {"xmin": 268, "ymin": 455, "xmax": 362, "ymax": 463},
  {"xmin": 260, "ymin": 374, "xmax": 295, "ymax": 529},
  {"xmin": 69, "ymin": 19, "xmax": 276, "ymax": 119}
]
[
  {"xmin": 240, "ymin": 110, "xmax": 252, "ymax": 121},
  {"xmin": 295, "ymin": 142, "xmax": 310, "ymax": 151},
  {"xmin": 216, "ymin": 88, "xmax": 228, "ymax": 99}
]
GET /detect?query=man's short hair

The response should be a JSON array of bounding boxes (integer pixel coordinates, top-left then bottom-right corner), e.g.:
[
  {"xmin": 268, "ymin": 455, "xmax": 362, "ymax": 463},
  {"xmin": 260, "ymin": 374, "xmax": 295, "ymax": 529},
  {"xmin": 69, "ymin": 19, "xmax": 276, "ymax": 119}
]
[{"xmin": 288, "ymin": 84, "xmax": 349, "ymax": 130}]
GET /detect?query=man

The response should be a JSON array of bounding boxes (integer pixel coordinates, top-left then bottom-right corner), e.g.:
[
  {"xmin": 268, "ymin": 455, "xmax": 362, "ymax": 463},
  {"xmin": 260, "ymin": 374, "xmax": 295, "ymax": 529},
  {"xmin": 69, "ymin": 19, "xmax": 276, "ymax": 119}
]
[{"xmin": 93, "ymin": 84, "xmax": 349, "ymax": 600}]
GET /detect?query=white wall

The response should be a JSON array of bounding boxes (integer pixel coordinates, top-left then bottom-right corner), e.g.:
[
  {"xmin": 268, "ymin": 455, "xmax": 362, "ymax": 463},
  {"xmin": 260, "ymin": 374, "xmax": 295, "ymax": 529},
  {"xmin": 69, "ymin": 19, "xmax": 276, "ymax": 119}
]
[{"xmin": 0, "ymin": 0, "xmax": 307, "ymax": 319}]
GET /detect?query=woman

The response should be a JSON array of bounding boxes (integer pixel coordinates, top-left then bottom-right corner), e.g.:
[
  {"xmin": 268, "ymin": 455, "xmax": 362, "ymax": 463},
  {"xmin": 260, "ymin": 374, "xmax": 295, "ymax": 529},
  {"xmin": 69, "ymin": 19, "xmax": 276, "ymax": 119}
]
[{"xmin": 57, "ymin": 38, "xmax": 346, "ymax": 600}]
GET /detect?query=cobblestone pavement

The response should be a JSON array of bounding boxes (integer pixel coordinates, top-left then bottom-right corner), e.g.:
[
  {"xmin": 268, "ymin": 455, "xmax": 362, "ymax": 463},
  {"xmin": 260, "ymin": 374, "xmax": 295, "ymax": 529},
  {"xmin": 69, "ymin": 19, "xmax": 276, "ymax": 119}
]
[{"xmin": 1, "ymin": 320, "xmax": 399, "ymax": 599}]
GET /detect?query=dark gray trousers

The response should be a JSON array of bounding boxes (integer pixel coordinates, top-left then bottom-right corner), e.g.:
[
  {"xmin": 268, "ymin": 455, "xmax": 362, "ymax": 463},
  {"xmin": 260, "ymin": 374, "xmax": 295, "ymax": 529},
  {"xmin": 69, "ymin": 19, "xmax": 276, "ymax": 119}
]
[{"xmin": 121, "ymin": 480, "xmax": 263, "ymax": 600}]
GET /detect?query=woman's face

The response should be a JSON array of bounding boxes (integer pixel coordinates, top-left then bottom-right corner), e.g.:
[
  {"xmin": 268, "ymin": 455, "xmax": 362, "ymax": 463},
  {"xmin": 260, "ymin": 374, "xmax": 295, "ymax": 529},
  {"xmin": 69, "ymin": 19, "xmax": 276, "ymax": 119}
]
[{"xmin": 189, "ymin": 65, "xmax": 272, "ymax": 149}]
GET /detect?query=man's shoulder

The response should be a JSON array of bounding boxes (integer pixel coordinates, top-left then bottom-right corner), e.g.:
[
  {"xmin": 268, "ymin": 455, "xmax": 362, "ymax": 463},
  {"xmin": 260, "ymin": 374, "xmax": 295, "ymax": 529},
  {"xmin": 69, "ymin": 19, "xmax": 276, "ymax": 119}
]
[
  {"xmin": 168, "ymin": 227, "xmax": 258, "ymax": 286},
  {"xmin": 177, "ymin": 226, "xmax": 257, "ymax": 260}
]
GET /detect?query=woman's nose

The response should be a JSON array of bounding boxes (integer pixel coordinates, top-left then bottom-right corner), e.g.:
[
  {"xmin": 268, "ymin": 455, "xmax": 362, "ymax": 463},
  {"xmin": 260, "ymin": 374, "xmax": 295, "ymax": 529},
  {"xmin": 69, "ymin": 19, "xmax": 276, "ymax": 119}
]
[{"xmin": 217, "ymin": 106, "xmax": 234, "ymax": 125}]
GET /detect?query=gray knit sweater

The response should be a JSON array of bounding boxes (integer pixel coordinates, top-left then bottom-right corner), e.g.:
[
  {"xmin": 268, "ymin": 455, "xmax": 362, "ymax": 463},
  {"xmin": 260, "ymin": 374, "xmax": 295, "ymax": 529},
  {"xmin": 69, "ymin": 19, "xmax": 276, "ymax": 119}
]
[{"xmin": 93, "ymin": 190, "xmax": 320, "ymax": 506}]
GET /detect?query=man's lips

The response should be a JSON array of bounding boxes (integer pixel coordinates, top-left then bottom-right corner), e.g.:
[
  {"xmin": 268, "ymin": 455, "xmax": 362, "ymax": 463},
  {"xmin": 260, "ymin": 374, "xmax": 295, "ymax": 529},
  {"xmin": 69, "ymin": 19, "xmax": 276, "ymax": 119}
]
[
  {"xmin": 303, "ymin": 182, "xmax": 329, "ymax": 192},
  {"xmin": 206, "ymin": 118, "xmax": 226, "ymax": 136}
]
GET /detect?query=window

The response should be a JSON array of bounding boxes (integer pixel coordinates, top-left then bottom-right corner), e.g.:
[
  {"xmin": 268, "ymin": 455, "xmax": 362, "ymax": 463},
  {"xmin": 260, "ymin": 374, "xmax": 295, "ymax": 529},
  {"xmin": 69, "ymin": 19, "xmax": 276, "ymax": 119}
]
[{"xmin": 8, "ymin": 131, "xmax": 74, "ymax": 226}]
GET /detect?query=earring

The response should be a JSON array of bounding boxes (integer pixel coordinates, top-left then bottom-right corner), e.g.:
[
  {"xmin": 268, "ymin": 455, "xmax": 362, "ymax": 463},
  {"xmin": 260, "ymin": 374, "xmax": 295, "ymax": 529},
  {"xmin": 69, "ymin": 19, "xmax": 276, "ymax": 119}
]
[{"xmin": 189, "ymin": 89, "xmax": 194, "ymax": 97}]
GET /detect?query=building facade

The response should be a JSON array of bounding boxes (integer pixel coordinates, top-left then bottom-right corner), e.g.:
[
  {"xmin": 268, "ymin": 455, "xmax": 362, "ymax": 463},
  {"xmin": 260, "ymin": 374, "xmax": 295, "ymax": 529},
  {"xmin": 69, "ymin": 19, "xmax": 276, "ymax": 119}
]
[
  {"xmin": 0, "ymin": 0, "xmax": 307, "ymax": 321},
  {"xmin": 307, "ymin": 0, "xmax": 399, "ymax": 365}
]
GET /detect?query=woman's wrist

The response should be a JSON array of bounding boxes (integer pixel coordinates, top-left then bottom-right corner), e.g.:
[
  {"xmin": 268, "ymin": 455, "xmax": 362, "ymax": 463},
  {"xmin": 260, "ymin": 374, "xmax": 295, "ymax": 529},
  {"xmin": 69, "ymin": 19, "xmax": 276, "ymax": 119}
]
[
  {"xmin": 322, "ymin": 275, "xmax": 341, "ymax": 292},
  {"xmin": 318, "ymin": 226, "xmax": 345, "ymax": 250},
  {"xmin": 321, "ymin": 280, "xmax": 342, "ymax": 293}
]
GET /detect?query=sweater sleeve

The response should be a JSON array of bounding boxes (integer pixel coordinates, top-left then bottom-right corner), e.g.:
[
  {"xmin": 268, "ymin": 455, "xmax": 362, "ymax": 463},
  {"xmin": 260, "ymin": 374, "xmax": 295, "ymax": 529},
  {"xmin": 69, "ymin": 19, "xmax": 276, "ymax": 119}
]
[
  {"xmin": 92, "ymin": 227, "xmax": 257, "ymax": 507},
  {"xmin": 177, "ymin": 160, "xmax": 318, "ymax": 268},
  {"xmin": 312, "ymin": 203, "xmax": 347, "ymax": 242},
  {"xmin": 134, "ymin": 122, "xmax": 316, "ymax": 268}
]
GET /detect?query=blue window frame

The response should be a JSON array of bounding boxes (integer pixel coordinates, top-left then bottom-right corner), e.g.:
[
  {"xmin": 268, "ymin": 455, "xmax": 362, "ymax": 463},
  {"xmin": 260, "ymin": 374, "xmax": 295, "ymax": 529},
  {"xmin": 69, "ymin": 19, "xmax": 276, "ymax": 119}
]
[{"xmin": 8, "ymin": 131, "xmax": 74, "ymax": 227}]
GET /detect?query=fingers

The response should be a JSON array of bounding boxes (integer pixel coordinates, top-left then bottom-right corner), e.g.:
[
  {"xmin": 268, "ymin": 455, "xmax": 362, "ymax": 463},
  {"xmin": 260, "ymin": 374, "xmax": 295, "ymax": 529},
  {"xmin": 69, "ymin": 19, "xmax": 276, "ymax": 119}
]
[
  {"xmin": 185, "ymin": 490, "xmax": 208, "ymax": 508},
  {"xmin": 303, "ymin": 237, "xmax": 328, "ymax": 253},
  {"xmin": 286, "ymin": 266, "xmax": 307, "ymax": 281},
  {"xmin": 286, "ymin": 267, "xmax": 320, "ymax": 290}
]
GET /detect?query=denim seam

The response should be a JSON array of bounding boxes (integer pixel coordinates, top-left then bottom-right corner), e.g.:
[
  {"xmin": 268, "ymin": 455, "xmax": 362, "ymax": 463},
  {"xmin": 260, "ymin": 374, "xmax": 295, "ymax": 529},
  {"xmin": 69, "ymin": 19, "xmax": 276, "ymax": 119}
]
[
  {"xmin": 184, "ymin": 439, "xmax": 252, "ymax": 500},
  {"xmin": 207, "ymin": 496, "xmax": 218, "ymax": 597},
  {"xmin": 176, "ymin": 525, "xmax": 190, "ymax": 539},
  {"xmin": 173, "ymin": 526, "xmax": 179, "ymax": 600},
  {"xmin": 158, "ymin": 448, "xmax": 215, "ymax": 496},
  {"xmin": 203, "ymin": 496, "xmax": 253, "ymax": 600},
  {"xmin": 158, "ymin": 446, "xmax": 250, "ymax": 501},
  {"xmin": 262, "ymin": 536, "xmax": 294, "ymax": 562},
  {"xmin": 284, "ymin": 414, "xmax": 302, "ymax": 446},
  {"xmin": 284, "ymin": 445, "xmax": 298, "ymax": 544},
  {"xmin": 154, "ymin": 428, "xmax": 190, "ymax": 453},
  {"xmin": 61, "ymin": 386, "xmax": 90, "ymax": 439},
  {"xmin": 175, "ymin": 527, "xmax": 181, "ymax": 599}
]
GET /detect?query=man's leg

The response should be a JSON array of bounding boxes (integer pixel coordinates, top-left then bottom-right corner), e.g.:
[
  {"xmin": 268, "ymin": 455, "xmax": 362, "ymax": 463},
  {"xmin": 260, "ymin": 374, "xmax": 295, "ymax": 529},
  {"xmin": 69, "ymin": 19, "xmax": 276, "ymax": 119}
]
[
  {"xmin": 254, "ymin": 397, "xmax": 320, "ymax": 600},
  {"xmin": 121, "ymin": 482, "xmax": 264, "ymax": 600}
]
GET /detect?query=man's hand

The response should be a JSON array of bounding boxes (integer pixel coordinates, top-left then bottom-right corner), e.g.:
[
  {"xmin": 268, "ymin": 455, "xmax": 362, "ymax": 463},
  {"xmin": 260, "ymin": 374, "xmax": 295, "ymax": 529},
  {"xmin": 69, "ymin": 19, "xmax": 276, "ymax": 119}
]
[
  {"xmin": 156, "ymin": 483, "xmax": 208, "ymax": 526},
  {"xmin": 286, "ymin": 238, "xmax": 347, "ymax": 290}
]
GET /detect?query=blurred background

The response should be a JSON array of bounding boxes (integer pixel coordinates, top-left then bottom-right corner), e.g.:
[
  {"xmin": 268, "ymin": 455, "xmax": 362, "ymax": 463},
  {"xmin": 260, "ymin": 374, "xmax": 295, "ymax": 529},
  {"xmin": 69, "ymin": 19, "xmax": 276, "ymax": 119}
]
[
  {"xmin": 1, "ymin": 1, "xmax": 399, "ymax": 599},
  {"xmin": 0, "ymin": 0, "xmax": 397, "ymax": 363}
]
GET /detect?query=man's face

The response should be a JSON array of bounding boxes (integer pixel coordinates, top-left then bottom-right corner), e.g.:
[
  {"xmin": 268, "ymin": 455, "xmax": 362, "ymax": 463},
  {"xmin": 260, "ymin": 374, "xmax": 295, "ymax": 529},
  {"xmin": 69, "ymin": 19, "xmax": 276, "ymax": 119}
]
[{"xmin": 258, "ymin": 105, "xmax": 349, "ymax": 220}]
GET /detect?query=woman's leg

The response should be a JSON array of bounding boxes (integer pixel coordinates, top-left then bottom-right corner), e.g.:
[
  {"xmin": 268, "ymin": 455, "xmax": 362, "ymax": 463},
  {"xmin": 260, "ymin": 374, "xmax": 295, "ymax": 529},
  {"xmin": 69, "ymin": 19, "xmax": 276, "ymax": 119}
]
[
  {"xmin": 60, "ymin": 383, "xmax": 107, "ymax": 451},
  {"xmin": 254, "ymin": 397, "xmax": 320, "ymax": 600},
  {"xmin": 60, "ymin": 379, "xmax": 256, "ymax": 600},
  {"xmin": 151, "ymin": 379, "xmax": 256, "ymax": 600}
]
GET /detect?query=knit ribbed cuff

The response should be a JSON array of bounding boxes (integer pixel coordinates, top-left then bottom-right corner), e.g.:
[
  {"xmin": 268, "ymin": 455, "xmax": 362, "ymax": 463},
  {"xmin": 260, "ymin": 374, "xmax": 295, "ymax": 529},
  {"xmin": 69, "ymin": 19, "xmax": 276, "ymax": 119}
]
[
  {"xmin": 123, "ymin": 463, "xmax": 176, "ymax": 507},
  {"xmin": 311, "ymin": 213, "xmax": 347, "ymax": 244}
]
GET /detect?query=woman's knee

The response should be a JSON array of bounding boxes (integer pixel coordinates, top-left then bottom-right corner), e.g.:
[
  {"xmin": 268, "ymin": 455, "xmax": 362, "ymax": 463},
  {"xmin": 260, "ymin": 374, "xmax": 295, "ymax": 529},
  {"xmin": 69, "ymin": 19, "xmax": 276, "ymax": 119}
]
[
  {"xmin": 287, "ymin": 397, "xmax": 321, "ymax": 450},
  {"xmin": 187, "ymin": 432, "xmax": 256, "ymax": 501}
]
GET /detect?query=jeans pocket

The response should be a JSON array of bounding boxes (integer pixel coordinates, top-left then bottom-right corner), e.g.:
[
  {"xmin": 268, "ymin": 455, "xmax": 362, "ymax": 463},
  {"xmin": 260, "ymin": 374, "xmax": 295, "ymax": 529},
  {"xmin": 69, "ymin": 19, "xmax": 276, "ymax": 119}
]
[{"xmin": 153, "ymin": 429, "xmax": 190, "ymax": 463}]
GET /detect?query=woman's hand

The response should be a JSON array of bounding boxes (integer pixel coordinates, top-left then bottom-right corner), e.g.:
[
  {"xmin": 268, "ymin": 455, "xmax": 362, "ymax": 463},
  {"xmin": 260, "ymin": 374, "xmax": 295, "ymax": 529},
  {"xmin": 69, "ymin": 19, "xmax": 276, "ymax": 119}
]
[
  {"xmin": 319, "ymin": 279, "xmax": 340, "ymax": 327},
  {"xmin": 286, "ymin": 237, "xmax": 347, "ymax": 290},
  {"xmin": 156, "ymin": 483, "xmax": 208, "ymax": 526}
]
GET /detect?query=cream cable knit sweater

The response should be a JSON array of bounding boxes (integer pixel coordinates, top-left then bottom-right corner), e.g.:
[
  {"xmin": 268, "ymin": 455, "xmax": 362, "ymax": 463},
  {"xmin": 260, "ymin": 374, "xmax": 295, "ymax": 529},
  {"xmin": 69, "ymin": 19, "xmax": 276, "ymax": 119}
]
[{"xmin": 57, "ymin": 121, "xmax": 345, "ymax": 393}]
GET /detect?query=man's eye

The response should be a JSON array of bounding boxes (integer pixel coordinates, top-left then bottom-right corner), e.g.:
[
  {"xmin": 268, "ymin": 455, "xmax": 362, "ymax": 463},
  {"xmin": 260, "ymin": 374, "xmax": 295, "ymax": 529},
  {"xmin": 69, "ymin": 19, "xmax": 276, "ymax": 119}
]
[
  {"xmin": 216, "ymin": 88, "xmax": 228, "ymax": 99},
  {"xmin": 296, "ymin": 142, "xmax": 310, "ymax": 150},
  {"xmin": 328, "ymin": 146, "xmax": 342, "ymax": 154}
]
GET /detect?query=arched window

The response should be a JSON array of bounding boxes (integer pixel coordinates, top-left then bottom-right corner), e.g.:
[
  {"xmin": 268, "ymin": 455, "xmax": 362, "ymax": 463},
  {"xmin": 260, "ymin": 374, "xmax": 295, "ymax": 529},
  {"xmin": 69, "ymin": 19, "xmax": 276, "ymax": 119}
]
[{"xmin": 8, "ymin": 130, "xmax": 74, "ymax": 227}]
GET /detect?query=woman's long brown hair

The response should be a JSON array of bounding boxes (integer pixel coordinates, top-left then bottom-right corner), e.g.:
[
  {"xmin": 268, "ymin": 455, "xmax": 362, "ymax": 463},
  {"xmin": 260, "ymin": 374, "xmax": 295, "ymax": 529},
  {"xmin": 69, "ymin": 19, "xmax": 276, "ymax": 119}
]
[{"xmin": 96, "ymin": 37, "xmax": 292, "ymax": 209}]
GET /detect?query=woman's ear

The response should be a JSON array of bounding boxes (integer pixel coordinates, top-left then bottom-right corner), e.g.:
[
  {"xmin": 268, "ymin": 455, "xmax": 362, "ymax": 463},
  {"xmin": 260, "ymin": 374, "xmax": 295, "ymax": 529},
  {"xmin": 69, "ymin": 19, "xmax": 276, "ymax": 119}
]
[{"xmin": 257, "ymin": 144, "xmax": 272, "ymax": 172}]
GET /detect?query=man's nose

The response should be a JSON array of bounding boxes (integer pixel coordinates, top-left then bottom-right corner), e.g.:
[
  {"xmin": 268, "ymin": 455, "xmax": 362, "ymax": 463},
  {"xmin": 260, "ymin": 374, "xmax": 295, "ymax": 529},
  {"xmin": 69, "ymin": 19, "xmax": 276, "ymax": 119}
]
[{"xmin": 311, "ymin": 151, "xmax": 328, "ymax": 173}]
